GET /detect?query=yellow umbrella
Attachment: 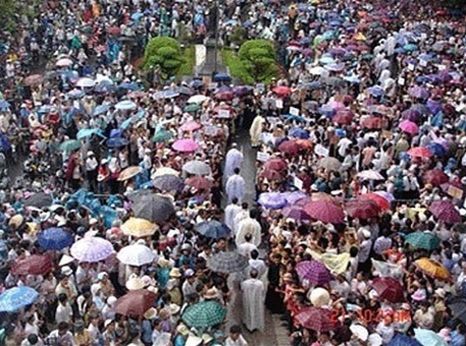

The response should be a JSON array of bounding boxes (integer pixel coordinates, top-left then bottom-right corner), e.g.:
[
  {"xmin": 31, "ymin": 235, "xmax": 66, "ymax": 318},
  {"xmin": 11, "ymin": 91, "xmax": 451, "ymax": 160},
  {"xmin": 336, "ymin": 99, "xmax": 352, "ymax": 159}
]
[
  {"xmin": 118, "ymin": 166, "xmax": 143, "ymax": 181},
  {"xmin": 415, "ymin": 258, "xmax": 450, "ymax": 281},
  {"xmin": 121, "ymin": 217, "xmax": 158, "ymax": 237},
  {"xmin": 152, "ymin": 167, "xmax": 180, "ymax": 178}
]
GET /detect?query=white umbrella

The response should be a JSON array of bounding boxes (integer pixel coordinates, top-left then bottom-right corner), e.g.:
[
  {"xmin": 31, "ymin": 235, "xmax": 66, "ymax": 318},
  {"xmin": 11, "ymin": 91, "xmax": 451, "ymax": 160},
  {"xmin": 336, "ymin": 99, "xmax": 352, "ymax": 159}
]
[
  {"xmin": 56, "ymin": 58, "xmax": 73, "ymax": 67},
  {"xmin": 356, "ymin": 170, "xmax": 384, "ymax": 181},
  {"xmin": 117, "ymin": 242, "xmax": 156, "ymax": 266},
  {"xmin": 308, "ymin": 66, "xmax": 325, "ymax": 76},
  {"xmin": 308, "ymin": 287, "xmax": 330, "ymax": 307},
  {"xmin": 182, "ymin": 160, "xmax": 212, "ymax": 176},
  {"xmin": 152, "ymin": 167, "xmax": 180, "ymax": 178},
  {"xmin": 76, "ymin": 77, "xmax": 96, "ymax": 88},
  {"xmin": 115, "ymin": 100, "xmax": 137, "ymax": 110},
  {"xmin": 70, "ymin": 236, "xmax": 113, "ymax": 263},
  {"xmin": 188, "ymin": 95, "xmax": 209, "ymax": 104}
]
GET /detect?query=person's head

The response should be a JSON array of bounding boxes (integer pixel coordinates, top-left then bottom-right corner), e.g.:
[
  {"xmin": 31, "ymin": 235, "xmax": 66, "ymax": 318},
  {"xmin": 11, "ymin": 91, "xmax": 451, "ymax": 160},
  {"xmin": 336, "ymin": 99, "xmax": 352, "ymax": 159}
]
[
  {"xmin": 58, "ymin": 293, "xmax": 68, "ymax": 304},
  {"xmin": 233, "ymin": 167, "xmax": 240, "ymax": 175},
  {"xmin": 27, "ymin": 334, "xmax": 39, "ymax": 345},
  {"xmin": 231, "ymin": 197, "xmax": 238, "ymax": 205},
  {"xmin": 241, "ymin": 202, "xmax": 248, "ymax": 210},
  {"xmin": 244, "ymin": 233, "xmax": 252, "ymax": 243},
  {"xmin": 251, "ymin": 249, "xmax": 259, "ymax": 260},
  {"xmin": 229, "ymin": 325, "xmax": 241, "ymax": 340},
  {"xmin": 250, "ymin": 269, "xmax": 259, "ymax": 279},
  {"xmin": 58, "ymin": 322, "xmax": 69, "ymax": 336}
]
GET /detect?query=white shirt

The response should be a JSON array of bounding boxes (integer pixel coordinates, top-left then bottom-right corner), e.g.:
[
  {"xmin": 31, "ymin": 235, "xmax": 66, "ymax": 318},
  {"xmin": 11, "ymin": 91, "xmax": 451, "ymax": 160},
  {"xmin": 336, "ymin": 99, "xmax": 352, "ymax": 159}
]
[{"xmin": 225, "ymin": 335, "xmax": 248, "ymax": 346}]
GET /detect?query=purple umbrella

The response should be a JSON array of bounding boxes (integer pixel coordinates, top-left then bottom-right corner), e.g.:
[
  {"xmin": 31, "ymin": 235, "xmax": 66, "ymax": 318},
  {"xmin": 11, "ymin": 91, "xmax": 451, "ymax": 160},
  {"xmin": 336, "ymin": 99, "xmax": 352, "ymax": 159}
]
[
  {"xmin": 282, "ymin": 206, "xmax": 311, "ymax": 221},
  {"xmin": 296, "ymin": 260, "xmax": 333, "ymax": 285},
  {"xmin": 427, "ymin": 99, "xmax": 442, "ymax": 115},
  {"xmin": 258, "ymin": 192, "xmax": 287, "ymax": 209},
  {"xmin": 402, "ymin": 109, "xmax": 421, "ymax": 122},
  {"xmin": 281, "ymin": 191, "xmax": 308, "ymax": 205},
  {"xmin": 408, "ymin": 86, "xmax": 429, "ymax": 99},
  {"xmin": 70, "ymin": 237, "xmax": 113, "ymax": 263}
]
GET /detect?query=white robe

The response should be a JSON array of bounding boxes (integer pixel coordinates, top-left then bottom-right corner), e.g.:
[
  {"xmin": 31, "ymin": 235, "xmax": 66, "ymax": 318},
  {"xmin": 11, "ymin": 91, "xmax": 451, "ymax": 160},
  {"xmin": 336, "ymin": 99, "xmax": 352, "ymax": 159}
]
[
  {"xmin": 225, "ymin": 174, "xmax": 246, "ymax": 203},
  {"xmin": 224, "ymin": 148, "xmax": 244, "ymax": 179},
  {"xmin": 224, "ymin": 203, "xmax": 242, "ymax": 234},
  {"xmin": 241, "ymin": 278, "xmax": 265, "ymax": 332},
  {"xmin": 249, "ymin": 115, "xmax": 265, "ymax": 147},
  {"xmin": 236, "ymin": 217, "xmax": 261, "ymax": 247}
]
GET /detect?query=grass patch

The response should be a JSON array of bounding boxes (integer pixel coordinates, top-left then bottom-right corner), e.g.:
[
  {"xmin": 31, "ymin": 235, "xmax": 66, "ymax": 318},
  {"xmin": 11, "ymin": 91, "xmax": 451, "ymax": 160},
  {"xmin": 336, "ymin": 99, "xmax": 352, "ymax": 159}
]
[
  {"xmin": 221, "ymin": 49, "xmax": 255, "ymax": 85},
  {"xmin": 177, "ymin": 45, "xmax": 196, "ymax": 77}
]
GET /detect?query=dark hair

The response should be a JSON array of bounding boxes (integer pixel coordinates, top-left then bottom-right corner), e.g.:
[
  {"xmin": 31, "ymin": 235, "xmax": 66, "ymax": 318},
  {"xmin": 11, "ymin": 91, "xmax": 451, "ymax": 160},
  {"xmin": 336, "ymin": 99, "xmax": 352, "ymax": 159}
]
[
  {"xmin": 58, "ymin": 322, "xmax": 69, "ymax": 332},
  {"xmin": 58, "ymin": 293, "xmax": 68, "ymax": 303},
  {"xmin": 27, "ymin": 334, "xmax": 39, "ymax": 344},
  {"xmin": 233, "ymin": 167, "xmax": 240, "ymax": 174},
  {"xmin": 230, "ymin": 325, "xmax": 241, "ymax": 334},
  {"xmin": 244, "ymin": 233, "xmax": 252, "ymax": 242},
  {"xmin": 251, "ymin": 249, "xmax": 259, "ymax": 259},
  {"xmin": 232, "ymin": 197, "xmax": 238, "ymax": 204}
]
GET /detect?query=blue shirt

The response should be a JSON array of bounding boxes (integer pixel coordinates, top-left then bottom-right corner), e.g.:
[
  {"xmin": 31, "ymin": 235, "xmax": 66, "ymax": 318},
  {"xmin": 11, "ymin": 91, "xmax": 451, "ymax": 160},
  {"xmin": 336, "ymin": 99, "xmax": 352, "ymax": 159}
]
[{"xmin": 451, "ymin": 331, "xmax": 465, "ymax": 346}]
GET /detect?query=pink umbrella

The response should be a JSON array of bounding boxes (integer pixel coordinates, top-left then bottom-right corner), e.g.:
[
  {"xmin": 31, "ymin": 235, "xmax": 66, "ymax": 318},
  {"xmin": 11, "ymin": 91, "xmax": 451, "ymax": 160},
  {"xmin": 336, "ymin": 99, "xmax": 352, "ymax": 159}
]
[
  {"xmin": 399, "ymin": 120, "xmax": 419, "ymax": 135},
  {"xmin": 296, "ymin": 260, "xmax": 333, "ymax": 285},
  {"xmin": 172, "ymin": 139, "xmax": 199, "ymax": 153},
  {"xmin": 407, "ymin": 147, "xmax": 432, "ymax": 158},
  {"xmin": 429, "ymin": 200, "xmax": 461, "ymax": 223},
  {"xmin": 304, "ymin": 201, "xmax": 345, "ymax": 224},
  {"xmin": 180, "ymin": 121, "xmax": 202, "ymax": 132}
]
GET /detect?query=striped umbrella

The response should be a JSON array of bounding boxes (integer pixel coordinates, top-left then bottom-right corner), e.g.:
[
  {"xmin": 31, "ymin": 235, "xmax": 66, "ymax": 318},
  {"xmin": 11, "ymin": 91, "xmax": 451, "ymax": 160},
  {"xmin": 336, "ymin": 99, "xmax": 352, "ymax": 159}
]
[
  {"xmin": 295, "ymin": 307, "xmax": 339, "ymax": 332},
  {"xmin": 0, "ymin": 286, "xmax": 39, "ymax": 312},
  {"xmin": 207, "ymin": 252, "xmax": 248, "ymax": 273},
  {"xmin": 296, "ymin": 260, "xmax": 333, "ymax": 285},
  {"xmin": 404, "ymin": 232, "xmax": 440, "ymax": 251},
  {"xmin": 182, "ymin": 301, "xmax": 227, "ymax": 328}
]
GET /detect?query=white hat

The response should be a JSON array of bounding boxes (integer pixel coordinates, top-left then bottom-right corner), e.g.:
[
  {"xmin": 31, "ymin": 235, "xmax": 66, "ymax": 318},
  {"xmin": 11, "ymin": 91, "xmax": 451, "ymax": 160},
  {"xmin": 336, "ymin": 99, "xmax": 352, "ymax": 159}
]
[
  {"xmin": 144, "ymin": 307, "xmax": 158, "ymax": 320},
  {"xmin": 61, "ymin": 266, "xmax": 73, "ymax": 276},
  {"xmin": 89, "ymin": 218, "xmax": 98, "ymax": 225},
  {"xmin": 87, "ymin": 151, "xmax": 94, "ymax": 157},
  {"xmin": 350, "ymin": 325, "xmax": 368, "ymax": 341},
  {"xmin": 126, "ymin": 274, "xmax": 144, "ymax": 290},
  {"xmin": 169, "ymin": 303, "xmax": 180, "ymax": 315},
  {"xmin": 107, "ymin": 296, "xmax": 117, "ymax": 306},
  {"xmin": 362, "ymin": 229, "xmax": 371, "ymax": 239},
  {"xmin": 368, "ymin": 333, "xmax": 383, "ymax": 346},
  {"xmin": 104, "ymin": 319, "xmax": 114, "ymax": 328},
  {"xmin": 101, "ymin": 158, "xmax": 109, "ymax": 165},
  {"xmin": 185, "ymin": 335, "xmax": 203, "ymax": 346},
  {"xmin": 59, "ymin": 254, "xmax": 74, "ymax": 267}
]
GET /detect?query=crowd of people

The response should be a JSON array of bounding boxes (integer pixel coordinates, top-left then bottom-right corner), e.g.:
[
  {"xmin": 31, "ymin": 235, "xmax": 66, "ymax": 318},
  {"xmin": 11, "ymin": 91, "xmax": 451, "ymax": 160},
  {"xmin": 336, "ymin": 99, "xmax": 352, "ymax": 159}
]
[{"xmin": 0, "ymin": 0, "xmax": 466, "ymax": 345}]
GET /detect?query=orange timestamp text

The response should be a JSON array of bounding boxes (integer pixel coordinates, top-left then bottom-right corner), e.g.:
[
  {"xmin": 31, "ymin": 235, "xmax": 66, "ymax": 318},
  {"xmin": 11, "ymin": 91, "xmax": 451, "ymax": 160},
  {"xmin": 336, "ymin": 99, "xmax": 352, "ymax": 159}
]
[{"xmin": 330, "ymin": 307, "xmax": 411, "ymax": 324}]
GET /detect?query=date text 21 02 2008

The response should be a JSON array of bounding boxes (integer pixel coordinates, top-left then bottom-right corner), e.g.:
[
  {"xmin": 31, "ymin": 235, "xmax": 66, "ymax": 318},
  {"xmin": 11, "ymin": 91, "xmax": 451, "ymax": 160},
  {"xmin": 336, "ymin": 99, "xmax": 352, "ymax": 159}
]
[{"xmin": 330, "ymin": 307, "xmax": 411, "ymax": 324}]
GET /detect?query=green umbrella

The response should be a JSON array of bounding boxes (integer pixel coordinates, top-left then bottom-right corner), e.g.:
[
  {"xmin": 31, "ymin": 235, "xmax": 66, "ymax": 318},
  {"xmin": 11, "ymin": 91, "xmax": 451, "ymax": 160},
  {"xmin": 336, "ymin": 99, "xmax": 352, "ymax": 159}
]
[
  {"xmin": 152, "ymin": 129, "xmax": 172, "ymax": 143},
  {"xmin": 184, "ymin": 103, "xmax": 200, "ymax": 113},
  {"xmin": 182, "ymin": 301, "xmax": 226, "ymax": 329},
  {"xmin": 405, "ymin": 232, "xmax": 440, "ymax": 251},
  {"xmin": 59, "ymin": 139, "xmax": 81, "ymax": 152}
]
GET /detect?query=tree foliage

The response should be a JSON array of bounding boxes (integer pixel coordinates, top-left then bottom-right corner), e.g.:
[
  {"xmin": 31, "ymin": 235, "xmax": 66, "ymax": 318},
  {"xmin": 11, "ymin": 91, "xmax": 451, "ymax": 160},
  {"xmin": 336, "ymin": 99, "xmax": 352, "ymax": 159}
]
[
  {"xmin": 143, "ymin": 37, "xmax": 184, "ymax": 78},
  {"xmin": 236, "ymin": 40, "xmax": 280, "ymax": 84}
]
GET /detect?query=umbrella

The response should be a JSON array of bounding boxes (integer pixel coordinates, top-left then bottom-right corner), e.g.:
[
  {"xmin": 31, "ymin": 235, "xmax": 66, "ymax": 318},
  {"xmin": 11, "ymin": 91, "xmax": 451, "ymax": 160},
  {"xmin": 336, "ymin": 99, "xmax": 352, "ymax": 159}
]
[
  {"xmin": 414, "ymin": 329, "xmax": 447, "ymax": 346},
  {"xmin": 264, "ymin": 158, "xmax": 287, "ymax": 172},
  {"xmin": 153, "ymin": 175, "xmax": 184, "ymax": 192},
  {"xmin": 318, "ymin": 157, "xmax": 341, "ymax": 171},
  {"xmin": 289, "ymin": 127, "xmax": 310, "ymax": 139},
  {"xmin": 260, "ymin": 169, "xmax": 283, "ymax": 181},
  {"xmin": 76, "ymin": 77, "xmax": 95, "ymax": 88},
  {"xmin": 118, "ymin": 166, "xmax": 143, "ymax": 181},
  {"xmin": 152, "ymin": 167, "xmax": 180, "ymax": 178},
  {"xmin": 38, "ymin": 228, "xmax": 73, "ymax": 251},
  {"xmin": 93, "ymin": 104, "xmax": 110, "ymax": 116},
  {"xmin": 367, "ymin": 86, "xmax": 384, "ymax": 97},
  {"xmin": 180, "ymin": 120, "xmax": 202, "ymax": 132},
  {"xmin": 188, "ymin": 95, "xmax": 209, "ymax": 104},
  {"xmin": 70, "ymin": 237, "xmax": 114, "ymax": 263},
  {"xmin": 388, "ymin": 334, "xmax": 422, "ymax": 346},
  {"xmin": 360, "ymin": 193, "xmax": 391, "ymax": 210},
  {"xmin": 59, "ymin": 139, "xmax": 81, "ymax": 153},
  {"xmin": 0, "ymin": 287, "xmax": 39, "ymax": 312},
  {"xmin": 309, "ymin": 287, "xmax": 331, "ymax": 307},
  {"xmin": 295, "ymin": 307, "xmax": 338, "ymax": 332},
  {"xmin": 272, "ymin": 86, "xmax": 292, "ymax": 97},
  {"xmin": 117, "ymin": 243, "xmax": 156, "ymax": 266},
  {"xmin": 213, "ymin": 73, "xmax": 231, "ymax": 82},
  {"xmin": 215, "ymin": 91, "xmax": 233, "ymax": 101},
  {"xmin": 185, "ymin": 176, "xmax": 212, "ymax": 191},
  {"xmin": 24, "ymin": 74, "xmax": 43, "ymax": 86},
  {"xmin": 409, "ymin": 86, "xmax": 429, "ymax": 99},
  {"xmin": 12, "ymin": 255, "xmax": 53, "ymax": 275},
  {"xmin": 278, "ymin": 140, "xmax": 300, "ymax": 155},
  {"xmin": 154, "ymin": 90, "xmax": 179, "ymax": 99},
  {"xmin": 281, "ymin": 206, "xmax": 311, "ymax": 221},
  {"xmin": 195, "ymin": 220, "xmax": 231, "ymax": 239},
  {"xmin": 296, "ymin": 260, "xmax": 333, "ymax": 285},
  {"xmin": 407, "ymin": 147, "xmax": 432, "ymax": 158},
  {"xmin": 208, "ymin": 252, "xmax": 248, "ymax": 273},
  {"xmin": 172, "ymin": 139, "xmax": 199, "ymax": 153},
  {"xmin": 77, "ymin": 128, "xmax": 101, "ymax": 140},
  {"xmin": 182, "ymin": 301, "xmax": 227, "ymax": 328},
  {"xmin": 405, "ymin": 232, "xmax": 440, "ymax": 251},
  {"xmin": 152, "ymin": 129, "xmax": 172, "ymax": 143},
  {"xmin": 107, "ymin": 137, "xmax": 129, "ymax": 148},
  {"xmin": 121, "ymin": 217, "xmax": 157, "ymax": 238},
  {"xmin": 415, "ymin": 258, "xmax": 450, "ymax": 281},
  {"xmin": 0, "ymin": 100, "xmax": 10, "ymax": 111},
  {"xmin": 371, "ymin": 277, "xmax": 404, "ymax": 303},
  {"xmin": 23, "ymin": 192, "xmax": 53, "ymax": 208},
  {"xmin": 115, "ymin": 290, "xmax": 157, "ymax": 317},
  {"xmin": 258, "ymin": 192, "xmax": 287, "ymax": 209},
  {"xmin": 115, "ymin": 100, "xmax": 137, "ymax": 110},
  {"xmin": 447, "ymin": 297, "xmax": 466, "ymax": 325},
  {"xmin": 304, "ymin": 201, "xmax": 345, "ymax": 224},
  {"xmin": 130, "ymin": 193, "xmax": 175, "ymax": 223},
  {"xmin": 399, "ymin": 120, "xmax": 419, "ymax": 135},
  {"xmin": 374, "ymin": 191, "xmax": 395, "ymax": 202},
  {"xmin": 182, "ymin": 160, "xmax": 212, "ymax": 176},
  {"xmin": 281, "ymin": 191, "xmax": 307, "ymax": 204},
  {"xmin": 357, "ymin": 170, "xmax": 384, "ymax": 180},
  {"xmin": 56, "ymin": 57, "xmax": 73, "ymax": 67},
  {"xmin": 426, "ymin": 143, "xmax": 447, "ymax": 157},
  {"xmin": 345, "ymin": 199, "xmax": 380, "ymax": 219},
  {"xmin": 184, "ymin": 103, "xmax": 200, "ymax": 113},
  {"xmin": 429, "ymin": 200, "xmax": 461, "ymax": 223},
  {"xmin": 423, "ymin": 169, "xmax": 448, "ymax": 186}
]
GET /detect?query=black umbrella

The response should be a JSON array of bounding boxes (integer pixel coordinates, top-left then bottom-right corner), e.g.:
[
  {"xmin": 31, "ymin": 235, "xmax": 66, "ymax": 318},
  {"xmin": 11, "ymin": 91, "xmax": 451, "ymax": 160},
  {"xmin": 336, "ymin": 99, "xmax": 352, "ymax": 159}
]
[
  {"xmin": 448, "ymin": 297, "xmax": 466, "ymax": 324},
  {"xmin": 23, "ymin": 192, "xmax": 53, "ymax": 209},
  {"xmin": 129, "ymin": 192, "xmax": 175, "ymax": 223}
]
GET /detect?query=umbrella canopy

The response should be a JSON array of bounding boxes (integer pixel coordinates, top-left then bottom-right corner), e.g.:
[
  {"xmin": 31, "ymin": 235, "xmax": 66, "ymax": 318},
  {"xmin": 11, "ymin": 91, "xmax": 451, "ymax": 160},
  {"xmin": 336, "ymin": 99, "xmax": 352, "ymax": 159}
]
[
  {"xmin": 117, "ymin": 243, "xmax": 156, "ymax": 266},
  {"xmin": 345, "ymin": 199, "xmax": 380, "ymax": 219},
  {"xmin": 388, "ymin": 334, "xmax": 422, "ymax": 346},
  {"xmin": 278, "ymin": 140, "xmax": 300, "ymax": 155},
  {"xmin": 182, "ymin": 160, "xmax": 212, "ymax": 176},
  {"xmin": 357, "ymin": 170, "xmax": 384, "ymax": 181},
  {"xmin": 115, "ymin": 290, "xmax": 157, "ymax": 317},
  {"xmin": 423, "ymin": 169, "xmax": 449, "ymax": 186},
  {"xmin": 24, "ymin": 74, "xmax": 43, "ymax": 86},
  {"xmin": 208, "ymin": 252, "xmax": 248, "ymax": 273},
  {"xmin": 447, "ymin": 297, "xmax": 466, "ymax": 325},
  {"xmin": 76, "ymin": 77, "xmax": 96, "ymax": 88},
  {"xmin": 407, "ymin": 147, "xmax": 432, "ymax": 158},
  {"xmin": 281, "ymin": 206, "xmax": 311, "ymax": 221},
  {"xmin": 188, "ymin": 95, "xmax": 209, "ymax": 104},
  {"xmin": 264, "ymin": 158, "xmax": 288, "ymax": 172},
  {"xmin": 360, "ymin": 193, "xmax": 391, "ymax": 210},
  {"xmin": 415, "ymin": 258, "xmax": 450, "ymax": 281},
  {"xmin": 38, "ymin": 228, "xmax": 73, "ymax": 250},
  {"xmin": 195, "ymin": 220, "xmax": 231, "ymax": 239},
  {"xmin": 185, "ymin": 176, "xmax": 212, "ymax": 191},
  {"xmin": 296, "ymin": 260, "xmax": 333, "ymax": 285},
  {"xmin": 121, "ymin": 217, "xmax": 157, "ymax": 238},
  {"xmin": 282, "ymin": 191, "xmax": 308, "ymax": 204},
  {"xmin": 362, "ymin": 116, "xmax": 383, "ymax": 129},
  {"xmin": 304, "ymin": 201, "xmax": 345, "ymax": 224},
  {"xmin": 184, "ymin": 103, "xmax": 200, "ymax": 113},
  {"xmin": 272, "ymin": 86, "xmax": 292, "ymax": 97},
  {"xmin": 295, "ymin": 307, "xmax": 339, "ymax": 332},
  {"xmin": 258, "ymin": 192, "xmax": 287, "ymax": 209},
  {"xmin": 70, "ymin": 236, "xmax": 113, "ymax": 263},
  {"xmin": 115, "ymin": 100, "xmax": 137, "ymax": 110},
  {"xmin": 414, "ymin": 329, "xmax": 447, "ymax": 346},
  {"xmin": 399, "ymin": 120, "xmax": 419, "ymax": 135},
  {"xmin": 371, "ymin": 277, "xmax": 404, "ymax": 303},
  {"xmin": 77, "ymin": 128, "xmax": 101, "ymax": 140},
  {"xmin": 152, "ymin": 175, "xmax": 184, "ymax": 192},
  {"xmin": 182, "ymin": 301, "xmax": 227, "ymax": 328},
  {"xmin": 180, "ymin": 120, "xmax": 202, "ymax": 132},
  {"xmin": 23, "ymin": 192, "xmax": 54, "ymax": 209},
  {"xmin": 260, "ymin": 169, "xmax": 283, "ymax": 181},
  {"xmin": 172, "ymin": 139, "xmax": 199, "ymax": 153},
  {"xmin": 12, "ymin": 255, "xmax": 53, "ymax": 275},
  {"xmin": 309, "ymin": 288, "xmax": 331, "ymax": 307},
  {"xmin": 405, "ymin": 232, "xmax": 440, "ymax": 251},
  {"xmin": 318, "ymin": 157, "xmax": 341, "ymax": 171},
  {"xmin": 56, "ymin": 57, "xmax": 73, "ymax": 67},
  {"xmin": 118, "ymin": 166, "xmax": 142, "ymax": 181},
  {"xmin": 0, "ymin": 286, "xmax": 39, "ymax": 312},
  {"xmin": 152, "ymin": 167, "xmax": 180, "ymax": 178},
  {"xmin": 130, "ymin": 193, "xmax": 175, "ymax": 223},
  {"xmin": 152, "ymin": 129, "xmax": 173, "ymax": 143},
  {"xmin": 429, "ymin": 200, "xmax": 461, "ymax": 223}
]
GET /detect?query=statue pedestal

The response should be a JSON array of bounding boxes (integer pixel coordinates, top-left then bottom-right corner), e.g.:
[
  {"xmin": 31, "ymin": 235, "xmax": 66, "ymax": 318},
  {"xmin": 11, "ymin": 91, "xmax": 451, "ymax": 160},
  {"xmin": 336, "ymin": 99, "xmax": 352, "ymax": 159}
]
[{"xmin": 199, "ymin": 38, "xmax": 227, "ymax": 81}]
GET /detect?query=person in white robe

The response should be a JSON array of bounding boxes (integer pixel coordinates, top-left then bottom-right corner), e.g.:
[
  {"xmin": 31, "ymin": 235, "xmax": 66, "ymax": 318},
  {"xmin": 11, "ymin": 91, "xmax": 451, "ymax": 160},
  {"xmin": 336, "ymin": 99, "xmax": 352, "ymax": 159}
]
[
  {"xmin": 249, "ymin": 114, "xmax": 265, "ymax": 147},
  {"xmin": 236, "ymin": 210, "xmax": 261, "ymax": 247},
  {"xmin": 225, "ymin": 168, "xmax": 246, "ymax": 203},
  {"xmin": 237, "ymin": 233, "xmax": 258, "ymax": 258},
  {"xmin": 224, "ymin": 198, "xmax": 242, "ymax": 234},
  {"xmin": 224, "ymin": 143, "xmax": 244, "ymax": 180},
  {"xmin": 241, "ymin": 269, "xmax": 266, "ymax": 332}
]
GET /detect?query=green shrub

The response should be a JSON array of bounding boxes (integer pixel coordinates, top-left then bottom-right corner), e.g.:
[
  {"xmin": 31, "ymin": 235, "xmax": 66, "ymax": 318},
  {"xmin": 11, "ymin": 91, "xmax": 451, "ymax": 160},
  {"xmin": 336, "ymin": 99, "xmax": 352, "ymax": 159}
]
[
  {"xmin": 143, "ymin": 37, "xmax": 184, "ymax": 78},
  {"xmin": 229, "ymin": 26, "xmax": 247, "ymax": 46},
  {"xmin": 222, "ymin": 49, "xmax": 255, "ymax": 85},
  {"xmin": 177, "ymin": 46, "xmax": 196, "ymax": 77}
]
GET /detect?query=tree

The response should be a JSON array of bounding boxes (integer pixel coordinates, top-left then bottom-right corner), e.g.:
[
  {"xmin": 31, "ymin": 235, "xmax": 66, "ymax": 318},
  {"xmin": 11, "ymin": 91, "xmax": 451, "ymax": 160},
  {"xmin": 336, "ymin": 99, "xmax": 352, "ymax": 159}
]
[
  {"xmin": 237, "ymin": 40, "xmax": 280, "ymax": 84},
  {"xmin": 143, "ymin": 37, "xmax": 184, "ymax": 79}
]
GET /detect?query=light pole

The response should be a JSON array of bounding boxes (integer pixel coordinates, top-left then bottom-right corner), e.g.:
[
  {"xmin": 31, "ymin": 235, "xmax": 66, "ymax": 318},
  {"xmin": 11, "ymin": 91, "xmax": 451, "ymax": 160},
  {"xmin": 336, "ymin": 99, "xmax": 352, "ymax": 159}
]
[{"xmin": 213, "ymin": 0, "xmax": 219, "ymax": 76}]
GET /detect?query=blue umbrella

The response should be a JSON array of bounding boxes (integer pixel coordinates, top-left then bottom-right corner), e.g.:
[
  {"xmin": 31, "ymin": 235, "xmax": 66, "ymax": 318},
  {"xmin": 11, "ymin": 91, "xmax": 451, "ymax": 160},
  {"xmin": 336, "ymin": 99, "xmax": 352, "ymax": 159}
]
[
  {"xmin": 93, "ymin": 104, "xmax": 110, "ymax": 116},
  {"xmin": 155, "ymin": 90, "xmax": 179, "ymax": 99},
  {"xmin": 153, "ymin": 174, "xmax": 184, "ymax": 192},
  {"xmin": 38, "ymin": 228, "xmax": 73, "ymax": 250},
  {"xmin": 0, "ymin": 100, "xmax": 10, "ymax": 111},
  {"xmin": 107, "ymin": 137, "xmax": 129, "ymax": 148},
  {"xmin": 77, "ymin": 128, "xmax": 103, "ymax": 140},
  {"xmin": 388, "ymin": 333, "xmax": 422, "ymax": 346},
  {"xmin": 118, "ymin": 82, "xmax": 139, "ymax": 91},
  {"xmin": 95, "ymin": 81, "xmax": 116, "ymax": 93},
  {"xmin": 190, "ymin": 79, "xmax": 204, "ymax": 88},
  {"xmin": 319, "ymin": 105, "xmax": 336, "ymax": 117},
  {"xmin": 286, "ymin": 114, "xmax": 305, "ymax": 123},
  {"xmin": 67, "ymin": 89, "xmax": 85, "ymax": 98},
  {"xmin": 289, "ymin": 127, "xmax": 310, "ymax": 139},
  {"xmin": 131, "ymin": 12, "xmax": 143, "ymax": 21},
  {"xmin": 426, "ymin": 143, "xmax": 447, "ymax": 157},
  {"xmin": 213, "ymin": 73, "xmax": 232, "ymax": 82},
  {"xmin": 0, "ymin": 286, "xmax": 39, "ymax": 312},
  {"xmin": 367, "ymin": 86, "xmax": 384, "ymax": 97},
  {"xmin": 195, "ymin": 220, "xmax": 231, "ymax": 239}
]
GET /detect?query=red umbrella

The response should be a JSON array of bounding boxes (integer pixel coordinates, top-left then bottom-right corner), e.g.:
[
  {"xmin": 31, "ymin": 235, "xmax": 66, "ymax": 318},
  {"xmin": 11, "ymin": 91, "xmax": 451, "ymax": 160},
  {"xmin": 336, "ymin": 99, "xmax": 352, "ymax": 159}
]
[
  {"xmin": 11, "ymin": 255, "xmax": 53, "ymax": 276},
  {"xmin": 311, "ymin": 193, "xmax": 336, "ymax": 203},
  {"xmin": 185, "ymin": 176, "xmax": 212, "ymax": 191},
  {"xmin": 272, "ymin": 86, "xmax": 292, "ymax": 97},
  {"xmin": 115, "ymin": 290, "xmax": 157, "ymax": 317},
  {"xmin": 295, "ymin": 139, "xmax": 313, "ymax": 151},
  {"xmin": 345, "ymin": 199, "xmax": 380, "ymax": 219},
  {"xmin": 264, "ymin": 158, "xmax": 287, "ymax": 172},
  {"xmin": 407, "ymin": 147, "xmax": 432, "ymax": 158},
  {"xmin": 304, "ymin": 201, "xmax": 345, "ymax": 224},
  {"xmin": 362, "ymin": 117, "xmax": 383, "ymax": 129},
  {"xmin": 215, "ymin": 91, "xmax": 234, "ymax": 101},
  {"xmin": 371, "ymin": 277, "xmax": 404, "ymax": 303},
  {"xmin": 24, "ymin": 74, "xmax": 43, "ymax": 87},
  {"xmin": 278, "ymin": 140, "xmax": 300, "ymax": 155},
  {"xmin": 259, "ymin": 169, "xmax": 283, "ymax": 181},
  {"xmin": 360, "ymin": 193, "xmax": 391, "ymax": 210},
  {"xmin": 333, "ymin": 110, "xmax": 354, "ymax": 125},
  {"xmin": 295, "ymin": 307, "xmax": 339, "ymax": 332},
  {"xmin": 424, "ymin": 169, "xmax": 449, "ymax": 186},
  {"xmin": 429, "ymin": 200, "xmax": 461, "ymax": 223}
]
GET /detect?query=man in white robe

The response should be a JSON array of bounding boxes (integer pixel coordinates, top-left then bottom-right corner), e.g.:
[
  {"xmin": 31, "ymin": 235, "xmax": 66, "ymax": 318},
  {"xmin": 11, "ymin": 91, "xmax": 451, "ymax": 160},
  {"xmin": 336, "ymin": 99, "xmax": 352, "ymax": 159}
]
[
  {"xmin": 249, "ymin": 114, "xmax": 265, "ymax": 147},
  {"xmin": 224, "ymin": 198, "xmax": 242, "ymax": 234},
  {"xmin": 241, "ymin": 269, "xmax": 265, "ymax": 332},
  {"xmin": 236, "ymin": 210, "xmax": 261, "ymax": 247},
  {"xmin": 225, "ymin": 168, "xmax": 246, "ymax": 203},
  {"xmin": 224, "ymin": 143, "xmax": 244, "ymax": 180}
]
